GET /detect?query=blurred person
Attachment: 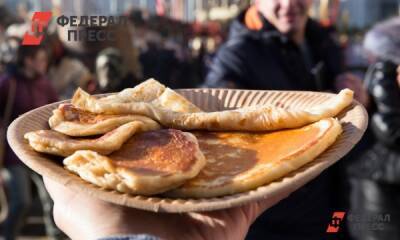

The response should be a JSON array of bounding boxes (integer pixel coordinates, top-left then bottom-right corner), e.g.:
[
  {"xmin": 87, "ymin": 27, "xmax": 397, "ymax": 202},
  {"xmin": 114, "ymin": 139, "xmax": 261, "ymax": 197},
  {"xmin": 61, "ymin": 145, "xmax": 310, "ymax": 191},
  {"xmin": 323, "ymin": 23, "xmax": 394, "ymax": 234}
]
[
  {"xmin": 139, "ymin": 33, "xmax": 180, "ymax": 88},
  {"xmin": 203, "ymin": 0, "xmax": 369, "ymax": 105},
  {"xmin": 95, "ymin": 47, "xmax": 139, "ymax": 93},
  {"xmin": 0, "ymin": 37, "xmax": 20, "ymax": 73},
  {"xmin": 347, "ymin": 17, "xmax": 400, "ymax": 240},
  {"xmin": 47, "ymin": 33, "xmax": 93, "ymax": 100},
  {"xmin": 202, "ymin": 0, "xmax": 368, "ymax": 239},
  {"xmin": 0, "ymin": 41, "xmax": 59, "ymax": 240},
  {"xmin": 43, "ymin": 177, "xmax": 285, "ymax": 240},
  {"xmin": 5, "ymin": 22, "xmax": 29, "ymax": 40}
]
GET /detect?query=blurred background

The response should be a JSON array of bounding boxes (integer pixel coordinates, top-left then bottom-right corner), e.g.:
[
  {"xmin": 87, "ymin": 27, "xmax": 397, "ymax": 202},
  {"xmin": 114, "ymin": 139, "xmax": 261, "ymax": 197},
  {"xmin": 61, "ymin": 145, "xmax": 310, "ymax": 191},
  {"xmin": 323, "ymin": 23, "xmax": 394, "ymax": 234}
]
[
  {"xmin": 1, "ymin": 0, "xmax": 399, "ymax": 91},
  {"xmin": 0, "ymin": 0, "xmax": 399, "ymax": 239}
]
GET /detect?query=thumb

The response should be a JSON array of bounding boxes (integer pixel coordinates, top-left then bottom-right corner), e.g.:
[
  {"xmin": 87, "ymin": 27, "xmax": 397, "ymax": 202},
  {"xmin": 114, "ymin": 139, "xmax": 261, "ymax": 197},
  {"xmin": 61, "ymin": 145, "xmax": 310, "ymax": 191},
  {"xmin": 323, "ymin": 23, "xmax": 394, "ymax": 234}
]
[{"xmin": 248, "ymin": 191, "xmax": 292, "ymax": 223}]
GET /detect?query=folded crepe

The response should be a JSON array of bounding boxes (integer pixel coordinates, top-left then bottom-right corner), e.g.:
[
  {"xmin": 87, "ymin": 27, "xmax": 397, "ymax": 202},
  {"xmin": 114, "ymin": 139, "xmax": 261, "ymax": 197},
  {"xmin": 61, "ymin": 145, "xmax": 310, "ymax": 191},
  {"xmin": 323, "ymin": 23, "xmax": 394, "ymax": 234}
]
[
  {"xmin": 50, "ymin": 79, "xmax": 201, "ymax": 136},
  {"xmin": 25, "ymin": 120, "xmax": 160, "ymax": 157},
  {"xmin": 72, "ymin": 87, "xmax": 353, "ymax": 131}
]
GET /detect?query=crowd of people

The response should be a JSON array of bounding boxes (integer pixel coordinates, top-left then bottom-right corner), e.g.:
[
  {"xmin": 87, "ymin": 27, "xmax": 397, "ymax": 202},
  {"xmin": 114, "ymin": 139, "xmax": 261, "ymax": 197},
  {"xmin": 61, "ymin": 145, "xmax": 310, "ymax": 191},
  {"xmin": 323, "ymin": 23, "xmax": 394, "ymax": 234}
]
[{"xmin": 0, "ymin": 0, "xmax": 400, "ymax": 239}]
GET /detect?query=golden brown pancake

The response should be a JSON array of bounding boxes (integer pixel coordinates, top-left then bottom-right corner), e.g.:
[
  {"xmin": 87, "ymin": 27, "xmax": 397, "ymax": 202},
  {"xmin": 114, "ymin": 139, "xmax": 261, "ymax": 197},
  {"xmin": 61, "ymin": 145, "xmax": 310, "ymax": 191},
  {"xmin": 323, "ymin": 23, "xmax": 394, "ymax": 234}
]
[
  {"xmin": 64, "ymin": 129, "xmax": 206, "ymax": 195},
  {"xmin": 72, "ymin": 86, "xmax": 353, "ymax": 131},
  {"xmin": 49, "ymin": 104, "xmax": 158, "ymax": 137},
  {"xmin": 166, "ymin": 118, "xmax": 342, "ymax": 198},
  {"xmin": 49, "ymin": 104, "xmax": 157, "ymax": 137},
  {"xmin": 50, "ymin": 80, "xmax": 201, "ymax": 137},
  {"xmin": 25, "ymin": 120, "xmax": 160, "ymax": 157}
]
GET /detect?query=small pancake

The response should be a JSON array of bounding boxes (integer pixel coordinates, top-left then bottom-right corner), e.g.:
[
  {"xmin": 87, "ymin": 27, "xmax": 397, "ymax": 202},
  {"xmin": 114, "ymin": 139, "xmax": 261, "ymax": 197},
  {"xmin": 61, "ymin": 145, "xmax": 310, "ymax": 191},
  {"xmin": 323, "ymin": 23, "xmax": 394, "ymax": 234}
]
[
  {"xmin": 64, "ymin": 129, "xmax": 206, "ymax": 195},
  {"xmin": 50, "ymin": 80, "xmax": 201, "ymax": 137},
  {"xmin": 100, "ymin": 80, "xmax": 202, "ymax": 113},
  {"xmin": 25, "ymin": 120, "xmax": 160, "ymax": 157},
  {"xmin": 49, "ymin": 104, "xmax": 156, "ymax": 137},
  {"xmin": 166, "ymin": 118, "xmax": 342, "ymax": 198},
  {"xmin": 99, "ymin": 78, "xmax": 166, "ymax": 103}
]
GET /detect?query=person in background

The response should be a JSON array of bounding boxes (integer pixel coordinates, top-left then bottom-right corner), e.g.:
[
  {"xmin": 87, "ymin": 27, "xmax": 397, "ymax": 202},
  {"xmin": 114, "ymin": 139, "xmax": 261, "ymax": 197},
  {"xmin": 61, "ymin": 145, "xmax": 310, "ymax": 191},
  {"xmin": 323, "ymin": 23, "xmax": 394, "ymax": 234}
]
[
  {"xmin": 95, "ymin": 47, "xmax": 139, "ymax": 93},
  {"xmin": 203, "ymin": 0, "xmax": 369, "ymax": 105},
  {"xmin": 203, "ymin": 0, "xmax": 368, "ymax": 239},
  {"xmin": 47, "ymin": 33, "xmax": 93, "ymax": 100},
  {"xmin": 0, "ymin": 37, "xmax": 20, "ymax": 74},
  {"xmin": 347, "ymin": 17, "xmax": 400, "ymax": 240},
  {"xmin": 139, "ymin": 34, "xmax": 180, "ymax": 88},
  {"xmin": 0, "ymin": 41, "xmax": 59, "ymax": 240}
]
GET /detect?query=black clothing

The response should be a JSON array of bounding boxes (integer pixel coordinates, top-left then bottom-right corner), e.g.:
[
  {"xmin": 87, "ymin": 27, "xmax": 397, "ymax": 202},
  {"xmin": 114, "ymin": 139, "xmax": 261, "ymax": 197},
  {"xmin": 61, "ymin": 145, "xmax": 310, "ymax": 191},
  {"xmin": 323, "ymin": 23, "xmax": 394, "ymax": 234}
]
[{"xmin": 204, "ymin": 10, "xmax": 344, "ymax": 91}]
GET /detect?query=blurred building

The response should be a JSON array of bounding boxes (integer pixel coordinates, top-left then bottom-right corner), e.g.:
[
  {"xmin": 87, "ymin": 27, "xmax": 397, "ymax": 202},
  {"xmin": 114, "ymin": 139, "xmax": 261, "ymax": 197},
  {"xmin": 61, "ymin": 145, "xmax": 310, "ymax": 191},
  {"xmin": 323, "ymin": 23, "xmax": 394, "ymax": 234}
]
[
  {"xmin": 0, "ymin": 0, "xmax": 249, "ymax": 22},
  {"xmin": 134, "ymin": 0, "xmax": 249, "ymax": 22},
  {"xmin": 340, "ymin": 0, "xmax": 399, "ymax": 29},
  {"xmin": 312, "ymin": 0, "xmax": 400, "ymax": 30}
]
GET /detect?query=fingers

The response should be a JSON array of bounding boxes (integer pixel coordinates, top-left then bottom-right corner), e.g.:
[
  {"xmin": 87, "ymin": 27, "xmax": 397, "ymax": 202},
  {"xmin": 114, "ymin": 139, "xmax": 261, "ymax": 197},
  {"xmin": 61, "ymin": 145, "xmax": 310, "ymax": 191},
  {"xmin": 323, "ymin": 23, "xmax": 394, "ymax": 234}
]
[
  {"xmin": 42, "ymin": 177, "xmax": 58, "ymax": 201},
  {"xmin": 42, "ymin": 177, "xmax": 70, "ymax": 202},
  {"xmin": 257, "ymin": 192, "xmax": 291, "ymax": 215},
  {"xmin": 239, "ymin": 191, "xmax": 292, "ymax": 225}
]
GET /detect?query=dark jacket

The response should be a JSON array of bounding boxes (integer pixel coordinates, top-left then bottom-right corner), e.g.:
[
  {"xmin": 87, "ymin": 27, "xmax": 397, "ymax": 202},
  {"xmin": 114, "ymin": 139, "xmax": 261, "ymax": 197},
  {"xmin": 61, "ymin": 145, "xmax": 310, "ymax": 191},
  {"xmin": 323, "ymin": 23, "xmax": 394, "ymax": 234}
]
[
  {"xmin": 349, "ymin": 17, "xmax": 400, "ymax": 184},
  {"xmin": 348, "ymin": 61, "xmax": 400, "ymax": 184},
  {"xmin": 203, "ymin": 8, "xmax": 347, "ymax": 240},
  {"xmin": 347, "ymin": 62, "xmax": 400, "ymax": 240},
  {"xmin": 347, "ymin": 18, "xmax": 400, "ymax": 240},
  {"xmin": 204, "ymin": 7, "xmax": 344, "ymax": 91}
]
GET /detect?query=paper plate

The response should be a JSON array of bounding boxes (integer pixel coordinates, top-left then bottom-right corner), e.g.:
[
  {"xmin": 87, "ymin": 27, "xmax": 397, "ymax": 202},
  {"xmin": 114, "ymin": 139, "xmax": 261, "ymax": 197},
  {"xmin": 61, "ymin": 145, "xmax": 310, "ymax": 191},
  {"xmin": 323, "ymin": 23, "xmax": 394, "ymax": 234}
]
[{"xmin": 7, "ymin": 89, "xmax": 368, "ymax": 213}]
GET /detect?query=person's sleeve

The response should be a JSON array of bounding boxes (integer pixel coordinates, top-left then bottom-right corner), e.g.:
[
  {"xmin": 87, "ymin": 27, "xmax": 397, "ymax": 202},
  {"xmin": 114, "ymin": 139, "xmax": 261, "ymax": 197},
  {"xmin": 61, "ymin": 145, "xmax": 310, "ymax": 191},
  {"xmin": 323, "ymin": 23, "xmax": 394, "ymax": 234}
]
[
  {"xmin": 368, "ymin": 63, "xmax": 400, "ymax": 147},
  {"xmin": 202, "ymin": 41, "xmax": 248, "ymax": 88},
  {"xmin": 0, "ymin": 76, "xmax": 9, "ymax": 119},
  {"xmin": 98, "ymin": 234, "xmax": 160, "ymax": 240}
]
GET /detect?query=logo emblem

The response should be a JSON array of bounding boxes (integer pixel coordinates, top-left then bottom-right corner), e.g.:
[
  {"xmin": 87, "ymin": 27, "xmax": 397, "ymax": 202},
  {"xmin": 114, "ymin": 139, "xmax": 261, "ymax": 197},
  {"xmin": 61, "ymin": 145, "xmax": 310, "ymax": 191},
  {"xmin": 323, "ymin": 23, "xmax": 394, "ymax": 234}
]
[
  {"xmin": 326, "ymin": 211, "xmax": 346, "ymax": 233},
  {"xmin": 22, "ymin": 12, "xmax": 52, "ymax": 45}
]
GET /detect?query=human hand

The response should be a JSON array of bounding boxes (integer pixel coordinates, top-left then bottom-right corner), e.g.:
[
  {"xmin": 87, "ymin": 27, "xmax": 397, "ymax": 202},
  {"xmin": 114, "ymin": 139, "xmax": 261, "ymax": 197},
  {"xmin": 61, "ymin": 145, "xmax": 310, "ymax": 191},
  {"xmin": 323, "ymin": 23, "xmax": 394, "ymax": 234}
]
[
  {"xmin": 397, "ymin": 65, "xmax": 400, "ymax": 88},
  {"xmin": 44, "ymin": 177, "xmax": 286, "ymax": 240},
  {"xmin": 335, "ymin": 72, "xmax": 370, "ymax": 106}
]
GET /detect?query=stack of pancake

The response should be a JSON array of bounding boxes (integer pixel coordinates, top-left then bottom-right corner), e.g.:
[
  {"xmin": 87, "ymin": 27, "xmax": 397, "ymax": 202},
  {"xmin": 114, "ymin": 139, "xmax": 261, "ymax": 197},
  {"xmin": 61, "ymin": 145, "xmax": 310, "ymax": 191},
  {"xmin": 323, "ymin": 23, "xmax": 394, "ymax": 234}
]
[{"xmin": 25, "ymin": 79, "xmax": 353, "ymax": 198}]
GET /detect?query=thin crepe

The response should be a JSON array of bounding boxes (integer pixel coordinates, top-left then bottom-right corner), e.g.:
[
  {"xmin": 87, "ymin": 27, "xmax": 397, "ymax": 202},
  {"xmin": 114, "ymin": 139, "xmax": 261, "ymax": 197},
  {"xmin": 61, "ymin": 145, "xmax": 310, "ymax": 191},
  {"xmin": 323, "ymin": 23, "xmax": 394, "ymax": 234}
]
[
  {"xmin": 50, "ymin": 79, "xmax": 201, "ymax": 136},
  {"xmin": 72, "ymin": 87, "xmax": 354, "ymax": 131}
]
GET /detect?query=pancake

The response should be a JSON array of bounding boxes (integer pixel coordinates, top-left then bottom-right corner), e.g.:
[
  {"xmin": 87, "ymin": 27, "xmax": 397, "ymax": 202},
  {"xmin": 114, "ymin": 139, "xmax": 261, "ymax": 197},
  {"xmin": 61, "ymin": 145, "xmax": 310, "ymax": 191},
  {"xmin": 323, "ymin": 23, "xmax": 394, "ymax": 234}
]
[
  {"xmin": 98, "ymin": 79, "xmax": 201, "ymax": 112},
  {"xmin": 49, "ymin": 104, "xmax": 157, "ymax": 137},
  {"xmin": 98, "ymin": 78, "xmax": 166, "ymax": 103},
  {"xmin": 64, "ymin": 129, "xmax": 206, "ymax": 195},
  {"xmin": 25, "ymin": 120, "xmax": 160, "ymax": 157},
  {"xmin": 72, "ymin": 86, "xmax": 353, "ymax": 131},
  {"xmin": 166, "ymin": 118, "xmax": 342, "ymax": 198},
  {"xmin": 50, "ymin": 80, "xmax": 201, "ymax": 137}
]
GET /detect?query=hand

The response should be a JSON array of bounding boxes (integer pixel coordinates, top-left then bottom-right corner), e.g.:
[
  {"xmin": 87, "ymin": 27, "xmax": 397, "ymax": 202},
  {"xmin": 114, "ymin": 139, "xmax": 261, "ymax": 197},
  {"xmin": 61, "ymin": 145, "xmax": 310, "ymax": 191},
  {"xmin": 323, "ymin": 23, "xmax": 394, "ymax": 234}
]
[
  {"xmin": 335, "ymin": 72, "xmax": 370, "ymax": 106},
  {"xmin": 397, "ymin": 65, "xmax": 400, "ymax": 88},
  {"xmin": 44, "ymin": 177, "xmax": 285, "ymax": 240}
]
